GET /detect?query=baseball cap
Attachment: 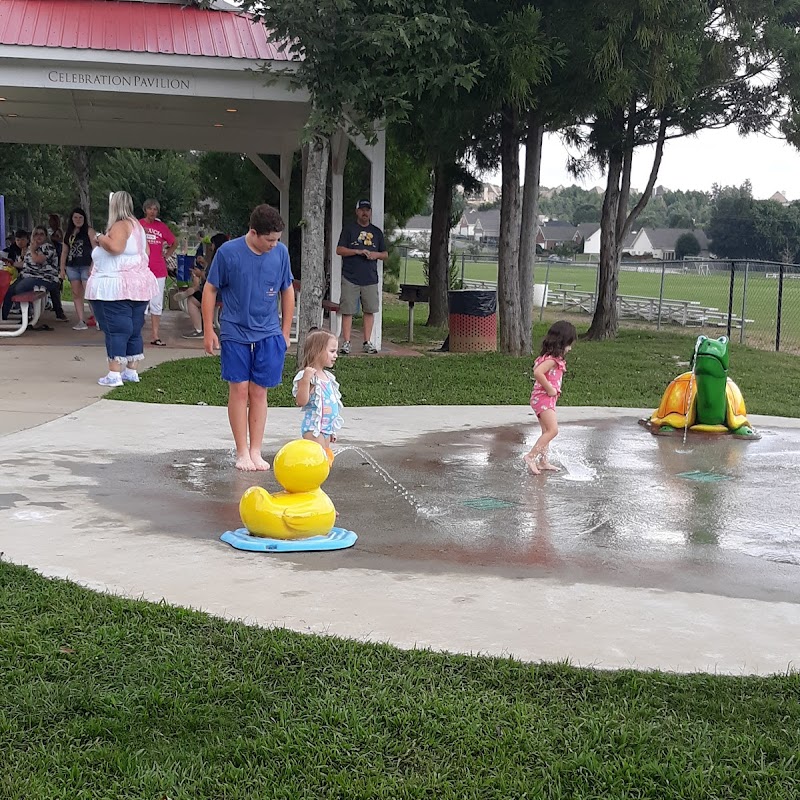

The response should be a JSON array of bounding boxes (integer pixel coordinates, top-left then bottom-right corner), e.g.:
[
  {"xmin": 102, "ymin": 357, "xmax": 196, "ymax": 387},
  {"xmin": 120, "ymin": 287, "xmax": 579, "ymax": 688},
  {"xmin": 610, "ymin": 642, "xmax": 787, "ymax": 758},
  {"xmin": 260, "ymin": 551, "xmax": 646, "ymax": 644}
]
[{"xmin": 356, "ymin": 199, "xmax": 372, "ymax": 209}]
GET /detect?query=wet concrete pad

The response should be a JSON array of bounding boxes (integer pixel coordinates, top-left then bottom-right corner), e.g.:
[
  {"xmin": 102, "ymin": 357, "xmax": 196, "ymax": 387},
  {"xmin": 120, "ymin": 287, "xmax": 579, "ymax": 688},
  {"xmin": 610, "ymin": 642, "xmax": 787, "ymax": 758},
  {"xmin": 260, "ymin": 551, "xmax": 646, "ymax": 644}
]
[{"xmin": 51, "ymin": 418, "xmax": 800, "ymax": 604}]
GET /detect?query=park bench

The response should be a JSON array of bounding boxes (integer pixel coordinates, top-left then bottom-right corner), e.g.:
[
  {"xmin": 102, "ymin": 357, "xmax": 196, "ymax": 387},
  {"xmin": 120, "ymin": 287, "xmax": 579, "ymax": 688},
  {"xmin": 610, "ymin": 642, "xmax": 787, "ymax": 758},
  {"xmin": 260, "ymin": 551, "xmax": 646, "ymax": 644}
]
[
  {"xmin": 0, "ymin": 288, "xmax": 48, "ymax": 338},
  {"xmin": 548, "ymin": 281, "xmax": 578, "ymax": 291}
]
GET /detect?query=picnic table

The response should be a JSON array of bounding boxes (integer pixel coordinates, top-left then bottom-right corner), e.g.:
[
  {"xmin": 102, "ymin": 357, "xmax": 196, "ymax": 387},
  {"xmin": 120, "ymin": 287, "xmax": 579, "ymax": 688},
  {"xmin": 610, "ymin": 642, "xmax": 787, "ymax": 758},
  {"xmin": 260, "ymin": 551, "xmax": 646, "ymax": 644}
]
[{"xmin": 0, "ymin": 287, "xmax": 48, "ymax": 338}]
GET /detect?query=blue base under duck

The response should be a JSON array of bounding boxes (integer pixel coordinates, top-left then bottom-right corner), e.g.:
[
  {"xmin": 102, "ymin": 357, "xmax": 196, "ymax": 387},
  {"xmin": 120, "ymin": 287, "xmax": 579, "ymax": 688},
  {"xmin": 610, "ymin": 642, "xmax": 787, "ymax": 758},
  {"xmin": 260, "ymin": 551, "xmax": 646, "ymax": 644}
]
[{"xmin": 220, "ymin": 526, "xmax": 357, "ymax": 552}]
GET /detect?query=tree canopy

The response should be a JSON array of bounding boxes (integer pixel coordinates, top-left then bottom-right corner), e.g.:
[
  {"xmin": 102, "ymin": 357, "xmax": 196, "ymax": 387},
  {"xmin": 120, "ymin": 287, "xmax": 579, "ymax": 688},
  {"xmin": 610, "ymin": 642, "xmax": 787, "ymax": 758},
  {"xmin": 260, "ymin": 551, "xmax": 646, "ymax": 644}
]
[
  {"xmin": 0, "ymin": 143, "xmax": 72, "ymax": 230},
  {"xmin": 708, "ymin": 183, "xmax": 800, "ymax": 263},
  {"xmin": 93, "ymin": 149, "xmax": 198, "ymax": 228}
]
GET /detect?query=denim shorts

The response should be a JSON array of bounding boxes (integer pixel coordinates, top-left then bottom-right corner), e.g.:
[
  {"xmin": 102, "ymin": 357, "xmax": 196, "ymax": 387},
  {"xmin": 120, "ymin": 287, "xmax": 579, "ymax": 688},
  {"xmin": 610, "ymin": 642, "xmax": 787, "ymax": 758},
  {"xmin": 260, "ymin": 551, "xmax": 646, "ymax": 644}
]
[
  {"xmin": 220, "ymin": 334, "xmax": 287, "ymax": 388},
  {"xmin": 66, "ymin": 265, "xmax": 91, "ymax": 282}
]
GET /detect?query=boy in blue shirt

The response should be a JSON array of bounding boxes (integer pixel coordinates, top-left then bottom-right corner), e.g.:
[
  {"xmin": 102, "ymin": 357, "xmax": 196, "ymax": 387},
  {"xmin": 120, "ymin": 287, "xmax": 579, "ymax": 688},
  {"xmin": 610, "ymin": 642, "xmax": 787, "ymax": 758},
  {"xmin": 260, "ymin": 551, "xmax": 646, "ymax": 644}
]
[{"xmin": 202, "ymin": 205, "xmax": 295, "ymax": 471}]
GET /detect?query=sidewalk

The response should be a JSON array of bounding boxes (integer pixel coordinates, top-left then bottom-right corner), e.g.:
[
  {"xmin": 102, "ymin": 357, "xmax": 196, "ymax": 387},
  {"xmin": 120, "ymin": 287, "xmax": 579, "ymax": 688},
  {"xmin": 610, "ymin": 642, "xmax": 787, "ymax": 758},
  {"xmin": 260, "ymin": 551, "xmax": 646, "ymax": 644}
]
[{"xmin": 0, "ymin": 308, "xmax": 418, "ymax": 434}]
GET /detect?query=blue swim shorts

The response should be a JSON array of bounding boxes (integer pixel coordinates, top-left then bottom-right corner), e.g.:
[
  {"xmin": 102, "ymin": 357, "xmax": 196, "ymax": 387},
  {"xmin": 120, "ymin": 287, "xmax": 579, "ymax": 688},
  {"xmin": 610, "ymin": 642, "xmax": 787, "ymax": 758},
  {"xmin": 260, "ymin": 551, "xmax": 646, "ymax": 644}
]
[{"xmin": 220, "ymin": 334, "xmax": 287, "ymax": 388}]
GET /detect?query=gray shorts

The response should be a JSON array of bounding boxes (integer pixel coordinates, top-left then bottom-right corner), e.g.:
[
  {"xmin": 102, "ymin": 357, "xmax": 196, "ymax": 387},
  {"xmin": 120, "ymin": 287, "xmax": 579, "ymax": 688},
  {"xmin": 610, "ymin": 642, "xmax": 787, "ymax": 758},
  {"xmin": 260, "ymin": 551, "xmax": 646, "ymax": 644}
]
[
  {"xmin": 340, "ymin": 277, "xmax": 379, "ymax": 315},
  {"xmin": 66, "ymin": 265, "xmax": 91, "ymax": 282}
]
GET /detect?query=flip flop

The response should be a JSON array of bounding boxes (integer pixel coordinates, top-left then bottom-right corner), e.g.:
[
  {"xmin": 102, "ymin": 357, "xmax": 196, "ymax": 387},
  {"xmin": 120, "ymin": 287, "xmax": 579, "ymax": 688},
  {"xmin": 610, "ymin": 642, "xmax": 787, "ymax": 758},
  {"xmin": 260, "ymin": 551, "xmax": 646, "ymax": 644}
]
[
  {"xmin": 29, "ymin": 324, "xmax": 54, "ymax": 331},
  {"xmin": 150, "ymin": 339, "xmax": 166, "ymax": 346}
]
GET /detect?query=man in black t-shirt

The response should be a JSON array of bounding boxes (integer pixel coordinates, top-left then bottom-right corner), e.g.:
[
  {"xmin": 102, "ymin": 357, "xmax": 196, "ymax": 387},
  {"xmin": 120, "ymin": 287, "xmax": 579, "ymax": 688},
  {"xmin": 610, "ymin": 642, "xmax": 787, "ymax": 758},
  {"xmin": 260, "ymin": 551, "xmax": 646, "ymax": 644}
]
[{"xmin": 335, "ymin": 200, "xmax": 388, "ymax": 354}]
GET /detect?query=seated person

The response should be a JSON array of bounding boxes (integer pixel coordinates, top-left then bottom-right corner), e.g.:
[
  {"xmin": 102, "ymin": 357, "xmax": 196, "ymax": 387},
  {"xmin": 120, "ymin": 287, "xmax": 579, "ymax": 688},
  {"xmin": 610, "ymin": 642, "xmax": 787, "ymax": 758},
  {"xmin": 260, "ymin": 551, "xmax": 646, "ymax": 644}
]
[
  {"xmin": 178, "ymin": 232, "xmax": 227, "ymax": 338},
  {"xmin": 1, "ymin": 226, "xmax": 65, "ymax": 322},
  {"xmin": 175, "ymin": 264, "xmax": 206, "ymax": 338},
  {"xmin": 3, "ymin": 228, "xmax": 29, "ymax": 265}
]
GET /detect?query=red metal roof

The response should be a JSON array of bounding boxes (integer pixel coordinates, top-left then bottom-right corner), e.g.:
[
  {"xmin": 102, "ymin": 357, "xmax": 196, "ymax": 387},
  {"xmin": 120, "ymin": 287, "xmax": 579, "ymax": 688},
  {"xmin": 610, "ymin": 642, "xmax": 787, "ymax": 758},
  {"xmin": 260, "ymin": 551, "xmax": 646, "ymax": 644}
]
[{"xmin": 0, "ymin": 0, "xmax": 289, "ymax": 60}]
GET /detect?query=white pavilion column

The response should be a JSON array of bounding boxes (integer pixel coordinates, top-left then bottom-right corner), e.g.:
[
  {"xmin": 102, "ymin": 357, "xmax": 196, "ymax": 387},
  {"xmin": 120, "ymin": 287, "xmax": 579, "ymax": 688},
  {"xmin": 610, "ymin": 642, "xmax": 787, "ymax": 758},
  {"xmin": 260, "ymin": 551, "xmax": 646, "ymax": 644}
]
[
  {"xmin": 344, "ymin": 122, "xmax": 387, "ymax": 350},
  {"xmin": 369, "ymin": 126, "xmax": 386, "ymax": 351},
  {"xmin": 329, "ymin": 129, "xmax": 348, "ymax": 338}
]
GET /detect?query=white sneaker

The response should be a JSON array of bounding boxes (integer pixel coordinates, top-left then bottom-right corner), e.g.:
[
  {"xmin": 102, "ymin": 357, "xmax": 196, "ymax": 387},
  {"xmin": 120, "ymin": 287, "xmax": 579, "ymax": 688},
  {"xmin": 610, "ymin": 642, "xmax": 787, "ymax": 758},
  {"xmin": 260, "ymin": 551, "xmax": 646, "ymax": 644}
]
[
  {"xmin": 72, "ymin": 320, "xmax": 89, "ymax": 330},
  {"xmin": 97, "ymin": 373, "xmax": 123, "ymax": 387},
  {"xmin": 121, "ymin": 368, "xmax": 140, "ymax": 383},
  {"xmin": 339, "ymin": 340, "xmax": 351, "ymax": 355},
  {"xmin": 362, "ymin": 341, "xmax": 378, "ymax": 354}
]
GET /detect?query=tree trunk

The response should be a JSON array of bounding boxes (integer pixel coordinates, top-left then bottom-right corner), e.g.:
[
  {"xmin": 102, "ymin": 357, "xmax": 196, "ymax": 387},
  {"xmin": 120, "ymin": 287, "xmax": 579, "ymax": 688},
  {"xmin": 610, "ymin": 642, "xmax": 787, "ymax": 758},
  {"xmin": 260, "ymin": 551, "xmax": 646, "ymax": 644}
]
[
  {"xmin": 298, "ymin": 133, "xmax": 330, "ymax": 362},
  {"xmin": 586, "ymin": 111, "xmax": 668, "ymax": 341},
  {"xmin": 498, "ymin": 106, "xmax": 522, "ymax": 354},
  {"xmin": 586, "ymin": 145, "xmax": 622, "ymax": 340},
  {"xmin": 517, "ymin": 111, "xmax": 544, "ymax": 355},
  {"xmin": 427, "ymin": 161, "xmax": 452, "ymax": 327},
  {"xmin": 71, "ymin": 146, "xmax": 92, "ymax": 225}
]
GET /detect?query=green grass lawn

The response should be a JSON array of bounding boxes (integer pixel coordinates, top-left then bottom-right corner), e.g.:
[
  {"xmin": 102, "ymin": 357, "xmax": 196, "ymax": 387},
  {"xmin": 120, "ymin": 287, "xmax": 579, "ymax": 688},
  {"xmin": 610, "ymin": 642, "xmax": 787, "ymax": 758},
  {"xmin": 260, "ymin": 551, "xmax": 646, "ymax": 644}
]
[
  {"xmin": 398, "ymin": 259, "xmax": 800, "ymax": 352},
  {"xmin": 111, "ymin": 316, "xmax": 800, "ymax": 418},
  {"xmin": 2, "ymin": 560, "xmax": 799, "ymax": 799}
]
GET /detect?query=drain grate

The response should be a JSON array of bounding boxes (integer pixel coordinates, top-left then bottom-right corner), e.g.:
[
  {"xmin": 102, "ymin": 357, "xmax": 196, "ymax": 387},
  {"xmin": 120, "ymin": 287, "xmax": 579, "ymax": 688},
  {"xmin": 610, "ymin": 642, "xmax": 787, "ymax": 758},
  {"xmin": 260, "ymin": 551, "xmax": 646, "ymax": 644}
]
[
  {"xmin": 460, "ymin": 496, "xmax": 517, "ymax": 510},
  {"xmin": 676, "ymin": 470, "xmax": 732, "ymax": 483}
]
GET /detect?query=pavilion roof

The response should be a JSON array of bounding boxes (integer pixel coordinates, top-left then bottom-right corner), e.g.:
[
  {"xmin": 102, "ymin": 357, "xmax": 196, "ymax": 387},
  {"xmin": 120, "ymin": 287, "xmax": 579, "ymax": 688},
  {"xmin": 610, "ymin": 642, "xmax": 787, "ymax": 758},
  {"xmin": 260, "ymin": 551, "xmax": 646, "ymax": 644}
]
[{"xmin": 0, "ymin": 0, "xmax": 289, "ymax": 60}]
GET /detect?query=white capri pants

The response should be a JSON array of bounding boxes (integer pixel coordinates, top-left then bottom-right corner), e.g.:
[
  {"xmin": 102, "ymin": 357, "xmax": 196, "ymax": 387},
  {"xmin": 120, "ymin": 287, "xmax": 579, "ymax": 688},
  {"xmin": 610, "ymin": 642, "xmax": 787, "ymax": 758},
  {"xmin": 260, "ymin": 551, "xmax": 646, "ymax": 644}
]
[{"xmin": 146, "ymin": 277, "xmax": 167, "ymax": 316}]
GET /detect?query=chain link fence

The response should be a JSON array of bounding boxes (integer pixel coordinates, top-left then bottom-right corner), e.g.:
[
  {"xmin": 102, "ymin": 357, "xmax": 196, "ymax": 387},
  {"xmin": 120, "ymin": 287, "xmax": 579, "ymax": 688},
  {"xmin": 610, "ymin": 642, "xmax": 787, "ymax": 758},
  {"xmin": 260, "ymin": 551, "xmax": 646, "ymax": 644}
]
[{"xmin": 449, "ymin": 255, "xmax": 800, "ymax": 354}]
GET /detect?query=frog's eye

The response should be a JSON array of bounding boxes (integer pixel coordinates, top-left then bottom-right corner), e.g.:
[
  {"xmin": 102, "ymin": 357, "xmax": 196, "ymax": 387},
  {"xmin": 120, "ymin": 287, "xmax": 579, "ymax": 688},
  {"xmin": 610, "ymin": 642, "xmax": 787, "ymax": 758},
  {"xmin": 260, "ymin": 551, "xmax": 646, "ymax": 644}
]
[{"xmin": 719, "ymin": 336, "xmax": 728, "ymax": 345}]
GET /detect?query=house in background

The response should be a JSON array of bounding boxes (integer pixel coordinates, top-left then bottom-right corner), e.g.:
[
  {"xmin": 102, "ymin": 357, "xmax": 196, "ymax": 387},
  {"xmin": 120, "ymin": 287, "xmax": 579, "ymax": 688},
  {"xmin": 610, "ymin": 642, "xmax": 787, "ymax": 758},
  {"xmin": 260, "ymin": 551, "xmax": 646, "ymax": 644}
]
[
  {"xmin": 473, "ymin": 209, "xmax": 501, "ymax": 245},
  {"xmin": 583, "ymin": 226, "xmax": 636, "ymax": 256},
  {"xmin": 625, "ymin": 228, "xmax": 710, "ymax": 260},
  {"xmin": 769, "ymin": 191, "xmax": 790, "ymax": 207},
  {"xmin": 583, "ymin": 227, "xmax": 710, "ymax": 259},
  {"xmin": 536, "ymin": 221, "xmax": 580, "ymax": 251},
  {"xmin": 465, "ymin": 182, "xmax": 501, "ymax": 206},
  {"xmin": 455, "ymin": 210, "xmax": 481, "ymax": 238},
  {"xmin": 394, "ymin": 214, "xmax": 432, "ymax": 241},
  {"xmin": 576, "ymin": 222, "xmax": 600, "ymax": 248}
]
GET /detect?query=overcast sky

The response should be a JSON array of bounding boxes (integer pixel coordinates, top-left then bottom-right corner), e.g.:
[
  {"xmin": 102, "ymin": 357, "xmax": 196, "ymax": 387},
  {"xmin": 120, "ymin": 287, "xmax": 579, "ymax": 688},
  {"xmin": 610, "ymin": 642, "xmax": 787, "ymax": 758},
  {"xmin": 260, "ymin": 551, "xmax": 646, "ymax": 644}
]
[{"xmin": 514, "ymin": 127, "xmax": 799, "ymax": 201}]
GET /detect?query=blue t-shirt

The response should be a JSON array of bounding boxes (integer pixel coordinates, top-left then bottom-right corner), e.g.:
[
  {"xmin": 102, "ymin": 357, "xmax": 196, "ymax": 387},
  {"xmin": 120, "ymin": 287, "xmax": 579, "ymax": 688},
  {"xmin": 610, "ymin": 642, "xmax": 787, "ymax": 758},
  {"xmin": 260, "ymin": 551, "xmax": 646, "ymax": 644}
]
[{"xmin": 207, "ymin": 237, "xmax": 293, "ymax": 343}]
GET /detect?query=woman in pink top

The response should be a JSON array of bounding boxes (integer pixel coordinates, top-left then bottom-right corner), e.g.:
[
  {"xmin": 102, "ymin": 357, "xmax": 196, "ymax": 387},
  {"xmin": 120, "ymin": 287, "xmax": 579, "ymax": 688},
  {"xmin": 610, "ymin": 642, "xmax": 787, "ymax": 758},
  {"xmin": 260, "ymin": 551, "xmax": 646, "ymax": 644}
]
[
  {"xmin": 140, "ymin": 198, "xmax": 177, "ymax": 346},
  {"xmin": 85, "ymin": 192, "xmax": 159, "ymax": 387},
  {"xmin": 523, "ymin": 320, "xmax": 577, "ymax": 475}
]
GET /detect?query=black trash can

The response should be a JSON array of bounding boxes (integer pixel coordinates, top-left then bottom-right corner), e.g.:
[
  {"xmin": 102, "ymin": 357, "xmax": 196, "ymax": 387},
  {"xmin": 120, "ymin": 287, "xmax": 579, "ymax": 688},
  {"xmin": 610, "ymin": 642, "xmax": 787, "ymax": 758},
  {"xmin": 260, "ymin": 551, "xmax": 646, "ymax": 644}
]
[{"xmin": 448, "ymin": 289, "xmax": 497, "ymax": 352}]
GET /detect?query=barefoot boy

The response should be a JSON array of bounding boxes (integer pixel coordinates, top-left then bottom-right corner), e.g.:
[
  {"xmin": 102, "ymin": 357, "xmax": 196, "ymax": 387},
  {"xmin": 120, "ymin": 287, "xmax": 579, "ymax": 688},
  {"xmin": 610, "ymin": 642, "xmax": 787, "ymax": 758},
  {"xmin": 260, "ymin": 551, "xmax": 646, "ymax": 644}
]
[{"xmin": 202, "ymin": 205, "xmax": 294, "ymax": 471}]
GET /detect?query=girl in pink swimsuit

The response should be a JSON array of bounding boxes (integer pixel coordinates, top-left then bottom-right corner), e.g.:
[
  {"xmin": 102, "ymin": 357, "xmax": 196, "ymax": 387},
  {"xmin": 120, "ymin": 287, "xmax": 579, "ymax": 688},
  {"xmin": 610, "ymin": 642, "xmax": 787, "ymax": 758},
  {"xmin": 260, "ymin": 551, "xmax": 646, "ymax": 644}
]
[{"xmin": 524, "ymin": 320, "xmax": 577, "ymax": 475}]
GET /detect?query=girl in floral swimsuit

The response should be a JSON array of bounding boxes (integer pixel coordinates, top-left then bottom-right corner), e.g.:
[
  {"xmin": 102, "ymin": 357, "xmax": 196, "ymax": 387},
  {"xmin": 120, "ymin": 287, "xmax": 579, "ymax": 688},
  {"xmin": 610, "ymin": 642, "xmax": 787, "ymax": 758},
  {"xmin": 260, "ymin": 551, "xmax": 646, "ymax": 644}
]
[
  {"xmin": 293, "ymin": 330, "xmax": 344, "ymax": 453},
  {"xmin": 524, "ymin": 320, "xmax": 577, "ymax": 475}
]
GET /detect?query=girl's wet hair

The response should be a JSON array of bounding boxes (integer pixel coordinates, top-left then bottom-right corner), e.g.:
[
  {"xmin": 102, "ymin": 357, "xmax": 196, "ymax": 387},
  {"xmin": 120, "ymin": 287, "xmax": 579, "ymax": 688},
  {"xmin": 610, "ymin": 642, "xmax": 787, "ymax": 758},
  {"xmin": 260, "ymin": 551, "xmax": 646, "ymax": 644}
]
[
  {"xmin": 539, "ymin": 320, "xmax": 577, "ymax": 358},
  {"xmin": 299, "ymin": 329, "xmax": 337, "ymax": 370}
]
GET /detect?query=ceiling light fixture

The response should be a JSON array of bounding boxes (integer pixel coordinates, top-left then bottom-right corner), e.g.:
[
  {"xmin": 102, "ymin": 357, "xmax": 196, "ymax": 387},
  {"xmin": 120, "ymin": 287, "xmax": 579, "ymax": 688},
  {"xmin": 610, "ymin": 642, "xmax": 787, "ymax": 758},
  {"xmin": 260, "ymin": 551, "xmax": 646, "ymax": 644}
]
[
  {"xmin": 226, "ymin": 108, "xmax": 238, "ymax": 113},
  {"xmin": 0, "ymin": 97, "xmax": 6, "ymax": 102},
  {"xmin": 213, "ymin": 123, "xmax": 224, "ymax": 127},
  {"xmin": 7, "ymin": 113, "xmax": 18, "ymax": 118}
]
